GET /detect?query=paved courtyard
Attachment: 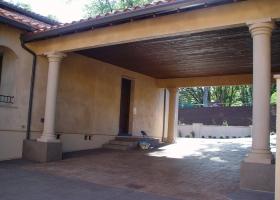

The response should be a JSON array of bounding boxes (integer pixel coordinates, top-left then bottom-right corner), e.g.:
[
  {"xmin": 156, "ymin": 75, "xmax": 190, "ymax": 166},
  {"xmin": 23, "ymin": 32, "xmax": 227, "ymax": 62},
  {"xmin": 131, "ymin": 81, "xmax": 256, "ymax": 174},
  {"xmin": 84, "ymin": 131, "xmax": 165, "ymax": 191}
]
[{"xmin": 0, "ymin": 137, "xmax": 275, "ymax": 200}]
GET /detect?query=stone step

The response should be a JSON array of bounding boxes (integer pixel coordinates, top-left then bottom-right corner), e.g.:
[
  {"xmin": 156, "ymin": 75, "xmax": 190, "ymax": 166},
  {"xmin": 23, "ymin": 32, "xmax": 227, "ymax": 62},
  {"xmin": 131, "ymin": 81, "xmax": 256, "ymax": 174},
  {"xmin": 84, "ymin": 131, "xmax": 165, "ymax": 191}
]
[
  {"xmin": 103, "ymin": 143, "xmax": 134, "ymax": 151},
  {"xmin": 103, "ymin": 136, "xmax": 162, "ymax": 151},
  {"xmin": 115, "ymin": 136, "xmax": 160, "ymax": 143},
  {"xmin": 109, "ymin": 140, "xmax": 138, "ymax": 147}
]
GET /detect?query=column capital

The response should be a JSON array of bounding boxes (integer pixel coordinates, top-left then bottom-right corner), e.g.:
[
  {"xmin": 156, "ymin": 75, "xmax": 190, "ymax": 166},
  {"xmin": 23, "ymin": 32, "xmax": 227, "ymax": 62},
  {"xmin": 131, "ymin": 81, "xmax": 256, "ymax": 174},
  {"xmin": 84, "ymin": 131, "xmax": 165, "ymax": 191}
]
[
  {"xmin": 45, "ymin": 52, "xmax": 67, "ymax": 62},
  {"xmin": 167, "ymin": 87, "xmax": 178, "ymax": 93},
  {"xmin": 247, "ymin": 19, "xmax": 275, "ymax": 37}
]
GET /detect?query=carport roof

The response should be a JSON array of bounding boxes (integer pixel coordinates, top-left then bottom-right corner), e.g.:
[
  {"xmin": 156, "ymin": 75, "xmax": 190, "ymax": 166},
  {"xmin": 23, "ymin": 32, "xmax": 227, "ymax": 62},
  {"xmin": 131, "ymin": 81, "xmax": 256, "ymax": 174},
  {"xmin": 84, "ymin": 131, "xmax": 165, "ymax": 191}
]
[{"xmin": 78, "ymin": 26, "xmax": 280, "ymax": 79}]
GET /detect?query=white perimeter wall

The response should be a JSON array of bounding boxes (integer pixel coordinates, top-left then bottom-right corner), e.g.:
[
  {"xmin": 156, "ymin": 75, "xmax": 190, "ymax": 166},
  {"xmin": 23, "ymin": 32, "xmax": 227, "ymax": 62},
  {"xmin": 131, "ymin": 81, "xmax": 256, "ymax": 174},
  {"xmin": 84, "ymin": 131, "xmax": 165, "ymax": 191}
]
[{"xmin": 178, "ymin": 123, "xmax": 252, "ymax": 138}]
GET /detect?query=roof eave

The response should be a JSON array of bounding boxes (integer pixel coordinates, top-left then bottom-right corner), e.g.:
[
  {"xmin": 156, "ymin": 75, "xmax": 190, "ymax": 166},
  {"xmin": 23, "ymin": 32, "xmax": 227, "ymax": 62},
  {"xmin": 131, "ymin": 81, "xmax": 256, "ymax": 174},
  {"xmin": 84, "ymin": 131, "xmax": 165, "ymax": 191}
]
[
  {"xmin": 22, "ymin": 0, "xmax": 240, "ymax": 43},
  {"xmin": 0, "ymin": 16, "xmax": 34, "ymax": 31},
  {"xmin": 0, "ymin": 0, "xmax": 59, "ymax": 25}
]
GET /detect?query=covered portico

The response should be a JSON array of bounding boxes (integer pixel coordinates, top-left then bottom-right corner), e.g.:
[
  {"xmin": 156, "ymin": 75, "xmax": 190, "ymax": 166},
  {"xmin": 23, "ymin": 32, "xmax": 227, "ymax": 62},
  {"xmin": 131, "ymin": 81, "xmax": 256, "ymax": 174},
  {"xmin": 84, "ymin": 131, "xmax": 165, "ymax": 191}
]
[{"xmin": 22, "ymin": 0, "xmax": 280, "ymax": 196}]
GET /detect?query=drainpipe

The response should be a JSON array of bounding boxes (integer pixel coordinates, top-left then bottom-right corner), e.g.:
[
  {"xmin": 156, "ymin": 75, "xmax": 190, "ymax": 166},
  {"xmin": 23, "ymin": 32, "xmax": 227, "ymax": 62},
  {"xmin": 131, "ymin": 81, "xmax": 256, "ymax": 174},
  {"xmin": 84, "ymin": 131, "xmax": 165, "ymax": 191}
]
[
  {"xmin": 162, "ymin": 88, "xmax": 167, "ymax": 142},
  {"xmin": 20, "ymin": 35, "xmax": 37, "ymax": 140}
]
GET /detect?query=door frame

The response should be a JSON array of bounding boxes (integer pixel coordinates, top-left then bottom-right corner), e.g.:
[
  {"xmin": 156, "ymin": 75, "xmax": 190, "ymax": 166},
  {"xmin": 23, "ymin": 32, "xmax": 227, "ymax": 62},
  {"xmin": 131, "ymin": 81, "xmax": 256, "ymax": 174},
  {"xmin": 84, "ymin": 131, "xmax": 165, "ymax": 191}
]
[{"xmin": 118, "ymin": 76, "xmax": 135, "ymax": 135}]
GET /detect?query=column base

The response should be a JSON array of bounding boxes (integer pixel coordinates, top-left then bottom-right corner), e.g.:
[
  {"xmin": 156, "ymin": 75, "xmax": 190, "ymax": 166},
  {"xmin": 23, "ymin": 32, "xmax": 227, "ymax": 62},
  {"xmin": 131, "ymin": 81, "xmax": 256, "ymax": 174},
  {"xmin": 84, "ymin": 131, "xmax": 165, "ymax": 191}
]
[
  {"xmin": 244, "ymin": 150, "xmax": 274, "ymax": 164},
  {"xmin": 22, "ymin": 139, "xmax": 62, "ymax": 162},
  {"xmin": 166, "ymin": 138, "xmax": 176, "ymax": 144},
  {"xmin": 240, "ymin": 161, "xmax": 275, "ymax": 192},
  {"xmin": 37, "ymin": 133, "xmax": 60, "ymax": 143}
]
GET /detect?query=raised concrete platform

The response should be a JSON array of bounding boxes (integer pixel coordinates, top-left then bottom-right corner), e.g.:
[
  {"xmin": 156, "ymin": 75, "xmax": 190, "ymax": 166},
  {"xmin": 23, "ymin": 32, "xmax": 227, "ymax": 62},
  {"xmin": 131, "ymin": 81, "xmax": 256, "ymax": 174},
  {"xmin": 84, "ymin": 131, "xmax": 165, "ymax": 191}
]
[
  {"xmin": 22, "ymin": 139, "xmax": 62, "ymax": 162},
  {"xmin": 240, "ymin": 161, "xmax": 275, "ymax": 192}
]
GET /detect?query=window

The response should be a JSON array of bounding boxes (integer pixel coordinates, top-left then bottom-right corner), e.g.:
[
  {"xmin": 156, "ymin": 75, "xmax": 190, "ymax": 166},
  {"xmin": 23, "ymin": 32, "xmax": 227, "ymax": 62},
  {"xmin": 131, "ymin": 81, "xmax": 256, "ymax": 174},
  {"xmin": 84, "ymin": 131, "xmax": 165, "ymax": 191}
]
[{"xmin": 0, "ymin": 47, "xmax": 17, "ymax": 102}]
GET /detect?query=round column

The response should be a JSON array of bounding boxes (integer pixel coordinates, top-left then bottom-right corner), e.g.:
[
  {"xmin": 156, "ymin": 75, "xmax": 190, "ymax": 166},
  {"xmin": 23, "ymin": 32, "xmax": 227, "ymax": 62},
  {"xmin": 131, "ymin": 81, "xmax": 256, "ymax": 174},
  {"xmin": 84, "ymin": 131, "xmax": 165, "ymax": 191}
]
[
  {"xmin": 274, "ymin": 75, "xmax": 280, "ymax": 200},
  {"xmin": 167, "ymin": 87, "xmax": 178, "ymax": 144},
  {"xmin": 245, "ymin": 20, "xmax": 274, "ymax": 164},
  {"xmin": 37, "ymin": 52, "xmax": 66, "ymax": 143}
]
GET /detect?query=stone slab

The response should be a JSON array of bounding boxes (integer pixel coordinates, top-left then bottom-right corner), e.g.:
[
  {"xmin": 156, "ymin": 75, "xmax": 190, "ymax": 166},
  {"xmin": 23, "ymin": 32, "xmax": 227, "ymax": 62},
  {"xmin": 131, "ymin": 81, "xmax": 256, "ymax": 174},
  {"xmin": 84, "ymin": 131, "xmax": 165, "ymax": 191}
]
[
  {"xmin": 240, "ymin": 161, "xmax": 275, "ymax": 192},
  {"xmin": 22, "ymin": 139, "xmax": 62, "ymax": 162}
]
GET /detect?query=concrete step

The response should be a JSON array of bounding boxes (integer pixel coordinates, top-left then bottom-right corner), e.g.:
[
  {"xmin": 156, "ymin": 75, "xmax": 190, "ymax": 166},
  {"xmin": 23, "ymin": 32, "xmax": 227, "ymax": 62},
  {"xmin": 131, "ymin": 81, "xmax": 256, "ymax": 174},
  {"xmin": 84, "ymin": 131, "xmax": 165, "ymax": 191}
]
[
  {"xmin": 103, "ymin": 143, "xmax": 134, "ymax": 151},
  {"xmin": 103, "ymin": 136, "xmax": 162, "ymax": 151},
  {"xmin": 115, "ymin": 136, "xmax": 160, "ymax": 143},
  {"xmin": 109, "ymin": 140, "xmax": 138, "ymax": 147}
]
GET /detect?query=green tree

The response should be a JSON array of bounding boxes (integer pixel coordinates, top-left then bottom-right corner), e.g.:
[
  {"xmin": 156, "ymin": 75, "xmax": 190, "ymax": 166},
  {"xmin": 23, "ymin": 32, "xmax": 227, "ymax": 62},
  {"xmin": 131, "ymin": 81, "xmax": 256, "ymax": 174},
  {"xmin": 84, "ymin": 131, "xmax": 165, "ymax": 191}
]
[
  {"xmin": 238, "ymin": 85, "xmax": 253, "ymax": 106},
  {"xmin": 179, "ymin": 84, "xmax": 276, "ymax": 108},
  {"xmin": 8, "ymin": 1, "xmax": 58, "ymax": 21},
  {"xmin": 84, "ymin": 0, "xmax": 153, "ymax": 17},
  {"xmin": 271, "ymin": 92, "xmax": 277, "ymax": 104},
  {"xmin": 7, "ymin": 1, "xmax": 32, "ymax": 10},
  {"xmin": 117, "ymin": 0, "xmax": 152, "ymax": 9},
  {"xmin": 16, "ymin": 2, "xmax": 31, "ymax": 10},
  {"xmin": 84, "ymin": 0, "xmax": 115, "ymax": 16},
  {"xmin": 47, "ymin": 14, "xmax": 58, "ymax": 21},
  {"xmin": 210, "ymin": 86, "xmax": 242, "ymax": 107},
  {"xmin": 179, "ymin": 87, "xmax": 205, "ymax": 108}
]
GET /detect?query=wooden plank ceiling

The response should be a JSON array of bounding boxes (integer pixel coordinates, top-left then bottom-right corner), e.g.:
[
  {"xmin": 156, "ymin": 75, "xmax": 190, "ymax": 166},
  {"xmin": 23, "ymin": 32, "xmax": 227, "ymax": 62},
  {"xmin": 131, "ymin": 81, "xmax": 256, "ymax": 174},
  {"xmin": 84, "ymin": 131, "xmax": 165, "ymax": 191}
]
[{"xmin": 77, "ymin": 26, "xmax": 280, "ymax": 79}]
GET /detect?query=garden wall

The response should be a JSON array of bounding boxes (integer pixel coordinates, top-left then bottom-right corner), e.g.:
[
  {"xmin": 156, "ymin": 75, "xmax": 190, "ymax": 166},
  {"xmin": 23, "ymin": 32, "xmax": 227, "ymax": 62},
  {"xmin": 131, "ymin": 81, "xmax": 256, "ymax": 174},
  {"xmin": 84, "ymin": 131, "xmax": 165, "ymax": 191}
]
[
  {"xmin": 178, "ymin": 106, "xmax": 276, "ymax": 131},
  {"xmin": 178, "ymin": 123, "xmax": 252, "ymax": 138}
]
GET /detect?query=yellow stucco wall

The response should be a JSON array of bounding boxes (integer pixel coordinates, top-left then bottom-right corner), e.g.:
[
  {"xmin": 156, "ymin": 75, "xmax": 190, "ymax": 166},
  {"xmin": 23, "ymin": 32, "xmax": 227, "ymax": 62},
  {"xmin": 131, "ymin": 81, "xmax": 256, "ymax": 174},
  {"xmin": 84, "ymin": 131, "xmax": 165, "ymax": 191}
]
[
  {"xmin": 32, "ymin": 53, "xmax": 164, "ymax": 139},
  {"xmin": 0, "ymin": 24, "xmax": 33, "ymax": 160},
  {"xmin": 0, "ymin": 24, "xmax": 165, "ymax": 159}
]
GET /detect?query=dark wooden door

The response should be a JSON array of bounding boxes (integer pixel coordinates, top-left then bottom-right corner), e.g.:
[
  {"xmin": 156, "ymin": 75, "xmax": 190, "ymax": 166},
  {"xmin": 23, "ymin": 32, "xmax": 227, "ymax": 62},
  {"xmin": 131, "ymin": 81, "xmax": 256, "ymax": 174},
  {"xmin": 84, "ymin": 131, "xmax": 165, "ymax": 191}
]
[{"xmin": 119, "ymin": 78, "xmax": 131, "ymax": 136}]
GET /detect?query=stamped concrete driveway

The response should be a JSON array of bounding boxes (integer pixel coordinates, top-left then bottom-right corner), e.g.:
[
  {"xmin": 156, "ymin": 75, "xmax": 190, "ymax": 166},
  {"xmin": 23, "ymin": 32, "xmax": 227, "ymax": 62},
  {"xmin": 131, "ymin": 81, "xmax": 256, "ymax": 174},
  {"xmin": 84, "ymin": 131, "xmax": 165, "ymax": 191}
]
[{"xmin": 0, "ymin": 137, "xmax": 275, "ymax": 200}]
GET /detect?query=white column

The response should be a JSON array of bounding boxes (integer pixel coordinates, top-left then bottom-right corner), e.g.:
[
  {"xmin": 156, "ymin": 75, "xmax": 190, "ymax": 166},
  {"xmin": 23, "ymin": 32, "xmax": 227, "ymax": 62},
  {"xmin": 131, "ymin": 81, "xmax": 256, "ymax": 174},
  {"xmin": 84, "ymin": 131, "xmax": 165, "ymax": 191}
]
[
  {"xmin": 167, "ymin": 87, "xmax": 178, "ymax": 143},
  {"xmin": 245, "ymin": 19, "xmax": 274, "ymax": 164},
  {"xmin": 274, "ymin": 75, "xmax": 280, "ymax": 200},
  {"xmin": 37, "ymin": 52, "xmax": 66, "ymax": 143}
]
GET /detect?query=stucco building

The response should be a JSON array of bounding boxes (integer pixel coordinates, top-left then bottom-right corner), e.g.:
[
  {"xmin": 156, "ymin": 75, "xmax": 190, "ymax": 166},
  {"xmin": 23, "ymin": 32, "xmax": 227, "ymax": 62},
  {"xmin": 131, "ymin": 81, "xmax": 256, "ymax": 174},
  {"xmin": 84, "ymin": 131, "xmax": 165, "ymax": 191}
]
[{"xmin": 0, "ymin": 0, "xmax": 280, "ymax": 198}]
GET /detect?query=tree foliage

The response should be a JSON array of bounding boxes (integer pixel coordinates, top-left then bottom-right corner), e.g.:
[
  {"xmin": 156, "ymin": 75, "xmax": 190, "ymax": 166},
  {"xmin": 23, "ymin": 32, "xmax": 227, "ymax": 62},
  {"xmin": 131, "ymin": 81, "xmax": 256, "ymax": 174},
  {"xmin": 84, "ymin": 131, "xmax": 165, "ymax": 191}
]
[
  {"xmin": 8, "ymin": 0, "xmax": 32, "ymax": 11},
  {"xmin": 8, "ymin": 0, "xmax": 58, "ymax": 21},
  {"xmin": 84, "ymin": 0, "xmax": 153, "ymax": 16},
  {"xmin": 179, "ymin": 85, "xmax": 275, "ymax": 108}
]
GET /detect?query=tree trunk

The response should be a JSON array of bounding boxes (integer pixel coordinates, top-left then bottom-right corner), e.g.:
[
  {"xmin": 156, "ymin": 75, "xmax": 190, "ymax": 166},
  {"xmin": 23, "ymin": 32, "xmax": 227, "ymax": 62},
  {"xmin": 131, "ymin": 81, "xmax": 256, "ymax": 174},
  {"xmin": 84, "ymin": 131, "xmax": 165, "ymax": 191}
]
[{"xmin": 203, "ymin": 87, "xmax": 209, "ymax": 107}]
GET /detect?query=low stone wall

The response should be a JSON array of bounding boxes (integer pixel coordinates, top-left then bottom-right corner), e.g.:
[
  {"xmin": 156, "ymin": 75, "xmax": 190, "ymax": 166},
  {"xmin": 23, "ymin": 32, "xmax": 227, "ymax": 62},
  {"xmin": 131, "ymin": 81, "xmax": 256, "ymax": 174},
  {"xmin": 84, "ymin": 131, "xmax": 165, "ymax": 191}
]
[{"xmin": 178, "ymin": 123, "xmax": 252, "ymax": 138}]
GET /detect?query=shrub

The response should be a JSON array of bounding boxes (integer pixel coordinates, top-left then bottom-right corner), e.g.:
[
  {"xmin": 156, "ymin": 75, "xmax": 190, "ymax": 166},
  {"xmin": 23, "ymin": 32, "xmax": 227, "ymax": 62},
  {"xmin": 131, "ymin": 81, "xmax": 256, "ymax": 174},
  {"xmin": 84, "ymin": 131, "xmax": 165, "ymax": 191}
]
[
  {"xmin": 226, "ymin": 136, "xmax": 229, "ymax": 139},
  {"xmin": 190, "ymin": 131, "xmax": 195, "ymax": 138},
  {"xmin": 202, "ymin": 136, "xmax": 205, "ymax": 138},
  {"xmin": 208, "ymin": 136, "xmax": 212, "ymax": 139},
  {"xmin": 222, "ymin": 120, "xmax": 228, "ymax": 126},
  {"xmin": 178, "ymin": 131, "xmax": 183, "ymax": 138},
  {"xmin": 220, "ymin": 136, "xmax": 224, "ymax": 139}
]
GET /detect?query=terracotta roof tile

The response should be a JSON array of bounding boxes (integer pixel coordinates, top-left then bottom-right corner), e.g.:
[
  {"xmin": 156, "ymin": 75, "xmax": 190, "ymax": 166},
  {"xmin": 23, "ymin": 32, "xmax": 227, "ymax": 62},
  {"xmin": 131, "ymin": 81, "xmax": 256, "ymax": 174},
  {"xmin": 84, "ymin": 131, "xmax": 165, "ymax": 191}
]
[
  {"xmin": 0, "ymin": 0, "xmax": 58, "ymax": 25},
  {"xmin": 22, "ymin": 0, "xmax": 239, "ymax": 42},
  {"xmin": 28, "ymin": 0, "xmax": 179, "ymax": 34},
  {"xmin": 0, "ymin": 7, "xmax": 52, "ymax": 30}
]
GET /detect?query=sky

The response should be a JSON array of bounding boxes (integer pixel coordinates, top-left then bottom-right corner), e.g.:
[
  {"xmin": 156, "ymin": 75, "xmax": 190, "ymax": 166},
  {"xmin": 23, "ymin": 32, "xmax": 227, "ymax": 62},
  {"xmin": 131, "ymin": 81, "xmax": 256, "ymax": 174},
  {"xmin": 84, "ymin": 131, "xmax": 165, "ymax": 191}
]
[{"xmin": 7, "ymin": 0, "xmax": 92, "ymax": 22}]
